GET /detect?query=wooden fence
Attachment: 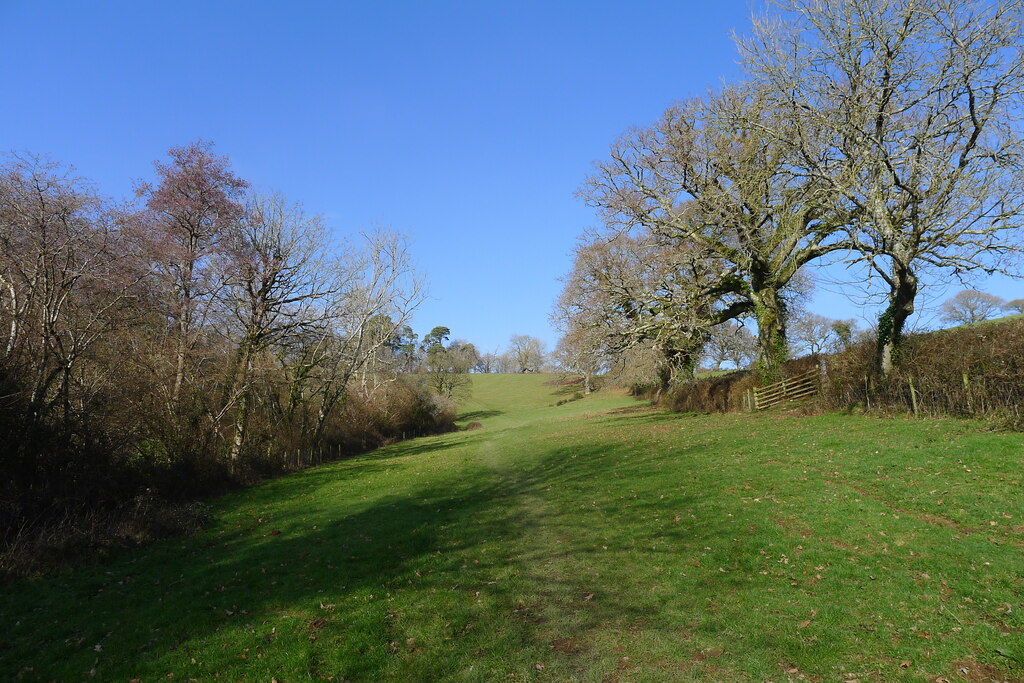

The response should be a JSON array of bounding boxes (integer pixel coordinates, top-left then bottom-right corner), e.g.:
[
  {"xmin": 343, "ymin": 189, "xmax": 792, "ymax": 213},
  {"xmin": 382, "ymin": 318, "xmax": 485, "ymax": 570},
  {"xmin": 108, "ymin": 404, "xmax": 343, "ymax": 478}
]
[{"xmin": 751, "ymin": 367, "xmax": 820, "ymax": 410}]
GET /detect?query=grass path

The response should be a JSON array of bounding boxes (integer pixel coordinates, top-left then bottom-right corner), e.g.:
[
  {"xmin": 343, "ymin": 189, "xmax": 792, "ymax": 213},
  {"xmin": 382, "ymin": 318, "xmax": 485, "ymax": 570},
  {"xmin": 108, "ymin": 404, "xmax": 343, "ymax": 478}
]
[{"xmin": 3, "ymin": 374, "xmax": 1024, "ymax": 681}]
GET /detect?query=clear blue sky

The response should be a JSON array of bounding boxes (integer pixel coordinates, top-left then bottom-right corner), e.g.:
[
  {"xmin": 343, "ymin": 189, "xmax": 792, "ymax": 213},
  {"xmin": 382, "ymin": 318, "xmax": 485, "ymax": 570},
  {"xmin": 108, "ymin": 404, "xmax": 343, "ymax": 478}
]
[{"xmin": 1, "ymin": 1, "xmax": 1018, "ymax": 351}]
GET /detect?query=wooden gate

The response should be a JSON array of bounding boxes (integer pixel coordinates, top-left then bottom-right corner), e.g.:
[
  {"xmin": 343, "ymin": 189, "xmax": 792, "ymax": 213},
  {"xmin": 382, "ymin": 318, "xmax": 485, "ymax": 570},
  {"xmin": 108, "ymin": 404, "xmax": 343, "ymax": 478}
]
[{"xmin": 752, "ymin": 368, "xmax": 820, "ymax": 410}]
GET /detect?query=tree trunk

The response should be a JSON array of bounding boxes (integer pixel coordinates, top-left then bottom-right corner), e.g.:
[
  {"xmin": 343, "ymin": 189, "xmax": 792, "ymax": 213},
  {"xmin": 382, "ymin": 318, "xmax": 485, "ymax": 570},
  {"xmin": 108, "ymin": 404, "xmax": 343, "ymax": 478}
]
[
  {"xmin": 657, "ymin": 344, "xmax": 700, "ymax": 393},
  {"xmin": 228, "ymin": 342, "xmax": 254, "ymax": 467},
  {"xmin": 60, "ymin": 361, "xmax": 73, "ymax": 434},
  {"xmin": 876, "ymin": 263, "xmax": 918, "ymax": 376},
  {"xmin": 171, "ymin": 249, "xmax": 197, "ymax": 407},
  {"xmin": 228, "ymin": 390, "xmax": 248, "ymax": 468},
  {"xmin": 751, "ymin": 283, "xmax": 788, "ymax": 384}
]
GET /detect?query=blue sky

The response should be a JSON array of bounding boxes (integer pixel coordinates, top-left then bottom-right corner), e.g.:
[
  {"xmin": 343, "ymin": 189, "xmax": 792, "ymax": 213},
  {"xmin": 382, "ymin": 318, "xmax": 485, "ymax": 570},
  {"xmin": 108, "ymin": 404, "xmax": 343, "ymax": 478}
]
[{"xmin": 1, "ymin": 0, "xmax": 1019, "ymax": 351}]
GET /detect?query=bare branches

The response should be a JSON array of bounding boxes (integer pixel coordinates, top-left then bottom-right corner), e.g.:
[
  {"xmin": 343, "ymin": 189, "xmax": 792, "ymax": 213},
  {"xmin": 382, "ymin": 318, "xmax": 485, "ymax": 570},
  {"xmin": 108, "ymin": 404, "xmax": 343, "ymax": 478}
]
[
  {"xmin": 741, "ymin": 0, "xmax": 1024, "ymax": 372},
  {"xmin": 0, "ymin": 154, "xmax": 146, "ymax": 422},
  {"xmin": 578, "ymin": 86, "xmax": 846, "ymax": 378}
]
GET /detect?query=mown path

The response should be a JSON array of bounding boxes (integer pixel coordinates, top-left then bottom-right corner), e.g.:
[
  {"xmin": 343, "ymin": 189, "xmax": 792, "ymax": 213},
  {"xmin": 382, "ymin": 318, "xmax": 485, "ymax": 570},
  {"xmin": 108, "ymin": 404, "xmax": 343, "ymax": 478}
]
[{"xmin": 3, "ymin": 375, "xmax": 1023, "ymax": 681}]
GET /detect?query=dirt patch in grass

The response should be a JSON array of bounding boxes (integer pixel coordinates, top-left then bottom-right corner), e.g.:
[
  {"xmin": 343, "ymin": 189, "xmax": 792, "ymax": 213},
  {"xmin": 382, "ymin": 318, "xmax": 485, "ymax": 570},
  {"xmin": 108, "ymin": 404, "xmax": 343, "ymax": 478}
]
[
  {"xmin": 774, "ymin": 514, "xmax": 816, "ymax": 539},
  {"xmin": 947, "ymin": 658, "xmax": 1023, "ymax": 682},
  {"xmin": 549, "ymin": 637, "xmax": 588, "ymax": 655}
]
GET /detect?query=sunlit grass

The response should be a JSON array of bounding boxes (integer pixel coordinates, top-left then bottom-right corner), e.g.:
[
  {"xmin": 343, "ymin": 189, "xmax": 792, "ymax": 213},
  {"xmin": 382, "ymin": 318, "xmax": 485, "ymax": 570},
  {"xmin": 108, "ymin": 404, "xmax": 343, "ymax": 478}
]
[{"xmin": 2, "ymin": 374, "xmax": 1022, "ymax": 680}]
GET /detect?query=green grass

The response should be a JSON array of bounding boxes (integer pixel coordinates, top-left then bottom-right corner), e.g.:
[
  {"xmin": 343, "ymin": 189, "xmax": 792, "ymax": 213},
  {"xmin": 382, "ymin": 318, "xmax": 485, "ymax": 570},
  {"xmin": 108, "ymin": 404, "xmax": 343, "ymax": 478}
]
[{"xmin": 3, "ymin": 374, "xmax": 1024, "ymax": 681}]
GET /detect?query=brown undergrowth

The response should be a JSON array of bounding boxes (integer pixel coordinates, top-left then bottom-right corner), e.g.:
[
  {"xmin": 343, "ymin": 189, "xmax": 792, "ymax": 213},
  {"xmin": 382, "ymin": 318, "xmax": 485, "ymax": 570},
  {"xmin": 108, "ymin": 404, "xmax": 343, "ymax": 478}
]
[{"xmin": 644, "ymin": 316, "xmax": 1024, "ymax": 428}]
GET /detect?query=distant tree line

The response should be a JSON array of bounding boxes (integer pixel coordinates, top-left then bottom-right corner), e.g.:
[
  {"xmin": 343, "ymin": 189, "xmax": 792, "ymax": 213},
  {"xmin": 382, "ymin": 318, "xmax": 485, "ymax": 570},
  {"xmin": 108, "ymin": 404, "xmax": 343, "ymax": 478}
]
[
  {"xmin": 391, "ymin": 326, "xmax": 551, "ymax": 394},
  {"xmin": 554, "ymin": 0, "xmax": 1024, "ymax": 390}
]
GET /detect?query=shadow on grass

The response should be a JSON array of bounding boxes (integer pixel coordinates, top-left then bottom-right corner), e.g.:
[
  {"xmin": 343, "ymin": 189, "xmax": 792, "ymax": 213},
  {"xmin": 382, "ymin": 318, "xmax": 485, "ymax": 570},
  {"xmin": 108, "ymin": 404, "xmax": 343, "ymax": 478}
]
[
  {"xmin": 240, "ymin": 440, "xmax": 496, "ymax": 513},
  {"xmin": 0, "ymin": 408, "xmax": 760, "ymax": 680},
  {"xmin": 456, "ymin": 409, "xmax": 504, "ymax": 422}
]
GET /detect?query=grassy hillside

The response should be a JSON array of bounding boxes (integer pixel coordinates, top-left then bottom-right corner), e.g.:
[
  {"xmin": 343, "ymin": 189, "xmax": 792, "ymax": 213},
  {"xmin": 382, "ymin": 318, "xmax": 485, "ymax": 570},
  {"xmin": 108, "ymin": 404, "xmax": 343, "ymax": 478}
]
[{"xmin": 2, "ymin": 374, "xmax": 1023, "ymax": 681}]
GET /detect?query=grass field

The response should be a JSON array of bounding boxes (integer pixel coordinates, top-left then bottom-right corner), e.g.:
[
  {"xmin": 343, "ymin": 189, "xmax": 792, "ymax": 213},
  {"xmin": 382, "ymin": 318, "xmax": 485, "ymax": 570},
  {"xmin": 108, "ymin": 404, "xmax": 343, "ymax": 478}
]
[{"xmin": 3, "ymin": 374, "xmax": 1023, "ymax": 681}]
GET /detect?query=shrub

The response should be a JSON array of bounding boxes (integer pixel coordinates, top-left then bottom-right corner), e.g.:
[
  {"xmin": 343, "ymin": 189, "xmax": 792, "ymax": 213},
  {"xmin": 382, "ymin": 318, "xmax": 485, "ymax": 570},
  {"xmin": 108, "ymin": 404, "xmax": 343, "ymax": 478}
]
[
  {"xmin": 821, "ymin": 317, "xmax": 1024, "ymax": 422},
  {"xmin": 0, "ymin": 365, "xmax": 457, "ymax": 578},
  {"xmin": 656, "ymin": 317, "xmax": 1024, "ymax": 427}
]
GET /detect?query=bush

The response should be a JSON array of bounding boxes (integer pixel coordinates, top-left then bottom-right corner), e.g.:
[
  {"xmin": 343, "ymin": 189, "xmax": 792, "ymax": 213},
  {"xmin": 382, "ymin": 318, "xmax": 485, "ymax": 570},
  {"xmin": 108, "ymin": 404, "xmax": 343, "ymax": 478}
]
[
  {"xmin": 554, "ymin": 390, "xmax": 586, "ymax": 406},
  {"xmin": 0, "ymin": 365, "xmax": 457, "ymax": 579},
  {"xmin": 333, "ymin": 380, "xmax": 456, "ymax": 454},
  {"xmin": 821, "ymin": 317, "xmax": 1024, "ymax": 423},
  {"xmin": 1, "ymin": 494, "xmax": 210, "ymax": 580},
  {"xmin": 655, "ymin": 317, "xmax": 1024, "ymax": 427}
]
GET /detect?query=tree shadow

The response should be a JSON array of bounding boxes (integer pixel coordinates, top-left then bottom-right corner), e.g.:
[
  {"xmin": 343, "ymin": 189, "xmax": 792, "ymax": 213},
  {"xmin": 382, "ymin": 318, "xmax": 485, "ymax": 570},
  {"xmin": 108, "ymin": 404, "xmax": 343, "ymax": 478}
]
[
  {"xmin": 1, "ymin": 409, "xmax": 762, "ymax": 680},
  {"xmin": 252, "ymin": 431, "xmax": 491, "ymax": 502},
  {"xmin": 455, "ymin": 409, "xmax": 504, "ymax": 422},
  {"xmin": 542, "ymin": 376, "xmax": 589, "ymax": 398}
]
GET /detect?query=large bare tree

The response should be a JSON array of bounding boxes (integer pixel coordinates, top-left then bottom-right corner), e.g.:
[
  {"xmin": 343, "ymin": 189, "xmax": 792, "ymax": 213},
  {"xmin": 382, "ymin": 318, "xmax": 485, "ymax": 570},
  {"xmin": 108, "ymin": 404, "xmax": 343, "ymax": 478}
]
[
  {"xmin": 559, "ymin": 230, "xmax": 742, "ymax": 388},
  {"xmin": 296, "ymin": 230, "xmax": 426, "ymax": 446},
  {"xmin": 551, "ymin": 276, "xmax": 612, "ymax": 393},
  {"xmin": 581, "ymin": 86, "xmax": 849, "ymax": 379},
  {"xmin": 141, "ymin": 141, "xmax": 248, "ymax": 407},
  {"xmin": 740, "ymin": 0, "xmax": 1024, "ymax": 373},
  {"xmin": 0, "ymin": 154, "xmax": 145, "ymax": 427},
  {"xmin": 507, "ymin": 334, "xmax": 547, "ymax": 373},
  {"xmin": 218, "ymin": 192, "xmax": 335, "ymax": 464}
]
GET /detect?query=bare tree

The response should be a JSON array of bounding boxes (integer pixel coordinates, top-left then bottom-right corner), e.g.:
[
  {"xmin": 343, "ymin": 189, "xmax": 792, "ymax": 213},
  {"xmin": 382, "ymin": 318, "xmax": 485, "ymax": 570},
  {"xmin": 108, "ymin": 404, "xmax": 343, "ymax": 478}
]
[
  {"xmin": 940, "ymin": 290, "xmax": 1006, "ymax": 326},
  {"xmin": 702, "ymin": 320, "xmax": 758, "ymax": 371},
  {"xmin": 1004, "ymin": 298, "xmax": 1024, "ymax": 315},
  {"xmin": 140, "ymin": 141, "xmax": 248, "ymax": 407},
  {"xmin": 218, "ymin": 192, "xmax": 335, "ymax": 464},
  {"xmin": 559, "ymin": 229, "xmax": 746, "ymax": 388},
  {"xmin": 551, "ymin": 330, "xmax": 608, "ymax": 393},
  {"xmin": 298, "ymin": 229, "xmax": 426, "ymax": 446},
  {"xmin": 790, "ymin": 312, "xmax": 841, "ymax": 356},
  {"xmin": 581, "ymin": 86, "xmax": 851, "ymax": 380},
  {"xmin": 551, "ymin": 246, "xmax": 616, "ymax": 391},
  {"xmin": 0, "ymin": 154, "xmax": 146, "ymax": 427},
  {"xmin": 740, "ymin": 0, "xmax": 1024, "ymax": 374},
  {"xmin": 493, "ymin": 352, "xmax": 516, "ymax": 374},
  {"xmin": 475, "ymin": 350, "xmax": 499, "ymax": 373},
  {"xmin": 507, "ymin": 334, "xmax": 547, "ymax": 373}
]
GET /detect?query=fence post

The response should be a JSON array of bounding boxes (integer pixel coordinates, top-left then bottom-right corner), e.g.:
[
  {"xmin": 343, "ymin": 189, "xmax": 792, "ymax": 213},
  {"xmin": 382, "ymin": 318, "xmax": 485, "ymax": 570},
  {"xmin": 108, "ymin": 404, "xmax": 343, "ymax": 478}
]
[
  {"xmin": 818, "ymin": 359, "xmax": 828, "ymax": 406},
  {"xmin": 962, "ymin": 372, "xmax": 973, "ymax": 414},
  {"xmin": 909, "ymin": 376, "xmax": 920, "ymax": 417}
]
